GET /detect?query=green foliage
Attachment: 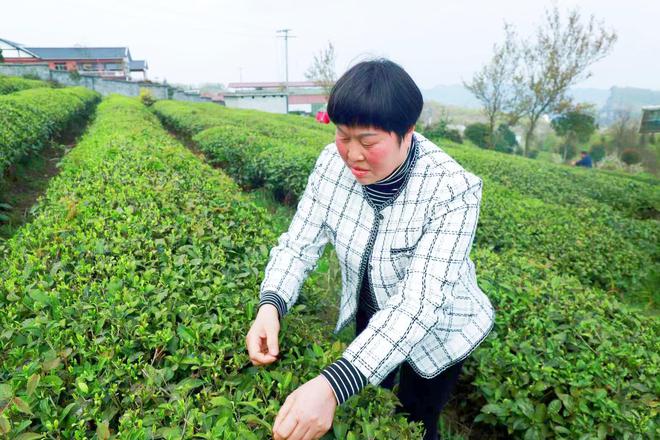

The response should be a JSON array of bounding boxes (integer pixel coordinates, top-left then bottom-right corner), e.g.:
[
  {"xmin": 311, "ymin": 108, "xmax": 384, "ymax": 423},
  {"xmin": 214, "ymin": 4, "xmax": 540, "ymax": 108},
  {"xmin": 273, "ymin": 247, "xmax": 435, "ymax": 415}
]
[
  {"xmin": 0, "ymin": 86, "xmax": 100, "ymax": 176},
  {"xmin": 0, "ymin": 74, "xmax": 50, "ymax": 95},
  {"xmin": 551, "ymin": 110, "xmax": 597, "ymax": 144},
  {"xmin": 621, "ymin": 148, "xmax": 642, "ymax": 165},
  {"xmin": 558, "ymin": 142, "xmax": 577, "ymax": 161},
  {"xmin": 589, "ymin": 143, "xmax": 607, "ymax": 162},
  {"xmin": 476, "ymin": 179, "xmax": 658, "ymax": 297},
  {"xmin": 464, "ymin": 123, "xmax": 490, "ymax": 149},
  {"xmin": 139, "ymin": 88, "xmax": 156, "ymax": 107},
  {"xmin": 0, "ymin": 96, "xmax": 423, "ymax": 439},
  {"xmin": 422, "ymin": 121, "xmax": 463, "ymax": 144},
  {"xmin": 153, "ymin": 102, "xmax": 659, "ymax": 437},
  {"xmin": 494, "ymin": 124, "xmax": 518, "ymax": 154},
  {"xmin": 433, "ymin": 138, "xmax": 659, "ymax": 220},
  {"xmin": 153, "ymin": 100, "xmax": 334, "ymax": 204},
  {"xmin": 68, "ymin": 69, "xmax": 81, "ymax": 81},
  {"xmin": 470, "ymin": 248, "xmax": 659, "ymax": 439}
]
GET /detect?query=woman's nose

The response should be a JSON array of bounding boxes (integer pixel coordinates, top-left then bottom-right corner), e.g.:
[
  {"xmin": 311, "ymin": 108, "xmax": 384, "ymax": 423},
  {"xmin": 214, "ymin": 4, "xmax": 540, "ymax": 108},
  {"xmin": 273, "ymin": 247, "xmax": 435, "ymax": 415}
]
[{"xmin": 347, "ymin": 142, "xmax": 364, "ymax": 162}]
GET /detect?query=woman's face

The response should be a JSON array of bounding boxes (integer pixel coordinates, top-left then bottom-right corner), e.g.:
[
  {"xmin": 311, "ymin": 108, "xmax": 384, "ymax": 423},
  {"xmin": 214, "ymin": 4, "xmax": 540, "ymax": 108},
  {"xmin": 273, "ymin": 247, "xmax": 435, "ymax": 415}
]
[{"xmin": 335, "ymin": 124, "xmax": 414, "ymax": 185}]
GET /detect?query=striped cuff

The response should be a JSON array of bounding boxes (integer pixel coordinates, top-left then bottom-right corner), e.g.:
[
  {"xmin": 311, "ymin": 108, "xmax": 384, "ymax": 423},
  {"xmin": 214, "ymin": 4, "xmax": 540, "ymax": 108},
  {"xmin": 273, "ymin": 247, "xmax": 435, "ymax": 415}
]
[
  {"xmin": 320, "ymin": 357, "xmax": 368, "ymax": 405},
  {"xmin": 258, "ymin": 291, "xmax": 287, "ymax": 320}
]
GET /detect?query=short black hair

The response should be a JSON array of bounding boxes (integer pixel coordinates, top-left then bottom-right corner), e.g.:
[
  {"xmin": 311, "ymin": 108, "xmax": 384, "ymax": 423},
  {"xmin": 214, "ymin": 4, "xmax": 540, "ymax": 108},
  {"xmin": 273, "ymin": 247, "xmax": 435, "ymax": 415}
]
[
  {"xmin": 581, "ymin": 150, "xmax": 588, "ymax": 154},
  {"xmin": 327, "ymin": 58, "xmax": 423, "ymax": 146}
]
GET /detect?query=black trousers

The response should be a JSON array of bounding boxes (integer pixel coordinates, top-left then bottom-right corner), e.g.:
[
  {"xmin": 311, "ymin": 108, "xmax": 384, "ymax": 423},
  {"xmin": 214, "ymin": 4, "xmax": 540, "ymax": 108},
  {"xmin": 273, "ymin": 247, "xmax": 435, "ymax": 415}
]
[{"xmin": 356, "ymin": 305, "xmax": 465, "ymax": 440}]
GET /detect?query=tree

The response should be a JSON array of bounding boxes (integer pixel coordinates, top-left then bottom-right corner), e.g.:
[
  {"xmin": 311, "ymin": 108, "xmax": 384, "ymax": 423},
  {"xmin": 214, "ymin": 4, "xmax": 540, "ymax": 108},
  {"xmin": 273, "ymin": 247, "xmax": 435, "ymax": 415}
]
[
  {"xmin": 0, "ymin": 48, "xmax": 4, "ymax": 63},
  {"xmin": 608, "ymin": 109, "xmax": 638, "ymax": 157},
  {"xmin": 304, "ymin": 41, "xmax": 336, "ymax": 100},
  {"xmin": 511, "ymin": 5, "xmax": 617, "ymax": 156},
  {"xmin": 464, "ymin": 123, "xmax": 490, "ymax": 149},
  {"xmin": 551, "ymin": 105, "xmax": 597, "ymax": 161},
  {"xmin": 464, "ymin": 24, "xmax": 520, "ymax": 150},
  {"xmin": 494, "ymin": 124, "xmax": 518, "ymax": 153},
  {"xmin": 621, "ymin": 148, "xmax": 642, "ymax": 165},
  {"xmin": 589, "ymin": 144, "xmax": 607, "ymax": 162}
]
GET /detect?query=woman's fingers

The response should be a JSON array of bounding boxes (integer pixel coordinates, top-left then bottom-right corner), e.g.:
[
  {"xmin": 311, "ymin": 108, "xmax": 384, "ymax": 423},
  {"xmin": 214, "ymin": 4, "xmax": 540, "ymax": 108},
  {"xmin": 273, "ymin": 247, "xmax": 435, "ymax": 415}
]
[
  {"xmin": 246, "ymin": 327, "xmax": 278, "ymax": 365},
  {"xmin": 287, "ymin": 420, "xmax": 311, "ymax": 440},
  {"xmin": 246, "ymin": 307, "xmax": 280, "ymax": 366},
  {"xmin": 265, "ymin": 324, "xmax": 280, "ymax": 357},
  {"xmin": 273, "ymin": 396, "xmax": 295, "ymax": 439}
]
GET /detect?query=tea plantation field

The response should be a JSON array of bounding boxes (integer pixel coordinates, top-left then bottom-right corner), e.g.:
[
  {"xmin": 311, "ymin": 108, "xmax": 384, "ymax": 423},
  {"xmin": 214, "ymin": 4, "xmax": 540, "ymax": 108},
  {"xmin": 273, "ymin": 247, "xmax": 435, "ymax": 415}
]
[{"xmin": 0, "ymin": 94, "xmax": 657, "ymax": 439}]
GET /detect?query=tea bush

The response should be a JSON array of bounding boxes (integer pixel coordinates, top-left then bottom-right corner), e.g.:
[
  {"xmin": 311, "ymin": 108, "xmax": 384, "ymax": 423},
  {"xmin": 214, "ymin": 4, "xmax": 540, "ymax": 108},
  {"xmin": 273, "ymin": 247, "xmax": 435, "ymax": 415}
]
[
  {"xmin": 150, "ymin": 100, "xmax": 659, "ymax": 438},
  {"xmin": 0, "ymin": 75, "xmax": 50, "ymax": 95},
  {"xmin": 435, "ymin": 140, "xmax": 659, "ymax": 220},
  {"xmin": 152, "ymin": 101, "xmax": 659, "ymax": 302},
  {"xmin": 469, "ymin": 247, "xmax": 659, "ymax": 439},
  {"xmin": 0, "ymin": 86, "xmax": 100, "ymax": 176},
  {"xmin": 0, "ymin": 95, "xmax": 423, "ymax": 439}
]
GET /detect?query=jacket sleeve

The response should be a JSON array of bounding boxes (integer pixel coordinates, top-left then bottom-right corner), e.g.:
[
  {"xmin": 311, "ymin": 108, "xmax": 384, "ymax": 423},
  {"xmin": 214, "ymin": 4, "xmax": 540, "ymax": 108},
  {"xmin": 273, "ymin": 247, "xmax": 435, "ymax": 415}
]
[
  {"xmin": 258, "ymin": 146, "xmax": 332, "ymax": 318},
  {"xmin": 342, "ymin": 171, "xmax": 484, "ymax": 385}
]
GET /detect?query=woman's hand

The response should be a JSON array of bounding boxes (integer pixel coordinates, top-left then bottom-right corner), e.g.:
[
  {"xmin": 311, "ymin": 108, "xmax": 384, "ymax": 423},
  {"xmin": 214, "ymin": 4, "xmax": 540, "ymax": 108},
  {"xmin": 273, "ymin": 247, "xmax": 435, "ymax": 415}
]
[
  {"xmin": 273, "ymin": 376, "xmax": 337, "ymax": 440},
  {"xmin": 246, "ymin": 304, "xmax": 280, "ymax": 366}
]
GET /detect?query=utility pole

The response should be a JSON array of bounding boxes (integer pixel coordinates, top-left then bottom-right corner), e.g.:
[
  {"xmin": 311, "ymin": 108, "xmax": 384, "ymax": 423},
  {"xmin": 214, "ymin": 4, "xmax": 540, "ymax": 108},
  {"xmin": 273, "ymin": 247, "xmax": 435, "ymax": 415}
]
[{"xmin": 277, "ymin": 28, "xmax": 295, "ymax": 113}]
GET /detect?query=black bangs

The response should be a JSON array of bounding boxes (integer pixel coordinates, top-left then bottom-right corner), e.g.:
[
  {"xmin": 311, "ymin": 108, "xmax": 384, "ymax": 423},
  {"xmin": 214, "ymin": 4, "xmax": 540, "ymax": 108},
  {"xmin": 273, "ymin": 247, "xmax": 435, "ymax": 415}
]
[{"xmin": 327, "ymin": 58, "xmax": 423, "ymax": 143}]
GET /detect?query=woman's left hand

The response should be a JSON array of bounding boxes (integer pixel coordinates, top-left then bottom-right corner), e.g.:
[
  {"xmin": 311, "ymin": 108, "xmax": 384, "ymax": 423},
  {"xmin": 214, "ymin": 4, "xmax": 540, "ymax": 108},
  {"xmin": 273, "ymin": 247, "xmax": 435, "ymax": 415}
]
[{"xmin": 272, "ymin": 375, "xmax": 337, "ymax": 440}]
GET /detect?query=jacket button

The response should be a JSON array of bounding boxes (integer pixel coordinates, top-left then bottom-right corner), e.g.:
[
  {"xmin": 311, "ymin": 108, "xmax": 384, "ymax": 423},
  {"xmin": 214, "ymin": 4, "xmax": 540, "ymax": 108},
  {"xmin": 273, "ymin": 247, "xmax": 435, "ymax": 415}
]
[
  {"xmin": 378, "ymin": 213, "xmax": 384, "ymax": 220},
  {"xmin": 369, "ymin": 264, "xmax": 373, "ymax": 270}
]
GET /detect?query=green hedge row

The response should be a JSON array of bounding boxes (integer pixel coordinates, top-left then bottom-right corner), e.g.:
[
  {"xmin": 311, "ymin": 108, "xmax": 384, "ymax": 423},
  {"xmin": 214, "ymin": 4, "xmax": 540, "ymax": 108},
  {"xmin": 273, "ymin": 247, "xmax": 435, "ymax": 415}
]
[
  {"xmin": 0, "ymin": 86, "xmax": 101, "ymax": 176},
  {"xmin": 0, "ymin": 75, "xmax": 50, "ymax": 95},
  {"xmin": 434, "ymin": 139, "xmax": 660, "ymax": 220},
  {"xmin": 153, "ymin": 101, "xmax": 334, "ymax": 203},
  {"xmin": 0, "ymin": 95, "xmax": 423, "ymax": 439},
  {"xmin": 152, "ymin": 101, "xmax": 658, "ymax": 303},
  {"xmin": 151, "ymin": 100, "xmax": 659, "ymax": 438},
  {"xmin": 469, "ymin": 247, "xmax": 658, "ymax": 439},
  {"xmin": 476, "ymin": 179, "xmax": 658, "ymax": 301}
]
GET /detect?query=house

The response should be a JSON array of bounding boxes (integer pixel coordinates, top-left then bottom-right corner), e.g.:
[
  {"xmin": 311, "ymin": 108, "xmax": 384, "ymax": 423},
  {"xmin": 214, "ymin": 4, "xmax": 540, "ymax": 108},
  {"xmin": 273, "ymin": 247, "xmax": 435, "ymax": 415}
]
[
  {"xmin": 0, "ymin": 37, "xmax": 148, "ymax": 81},
  {"xmin": 640, "ymin": 106, "xmax": 660, "ymax": 134},
  {"xmin": 224, "ymin": 81, "xmax": 330, "ymax": 114}
]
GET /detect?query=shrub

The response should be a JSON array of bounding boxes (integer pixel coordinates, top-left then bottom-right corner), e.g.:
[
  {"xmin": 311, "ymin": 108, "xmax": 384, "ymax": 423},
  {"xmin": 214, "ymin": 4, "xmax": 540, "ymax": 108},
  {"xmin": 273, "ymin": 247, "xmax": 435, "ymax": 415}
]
[
  {"xmin": 0, "ymin": 86, "xmax": 100, "ymax": 176},
  {"xmin": 621, "ymin": 148, "xmax": 642, "ymax": 165},
  {"xmin": 0, "ymin": 96, "xmax": 423, "ymax": 439},
  {"xmin": 589, "ymin": 143, "xmax": 606, "ymax": 162},
  {"xmin": 0, "ymin": 74, "xmax": 50, "ymax": 95},
  {"xmin": 151, "ymin": 101, "xmax": 660, "ymax": 438},
  {"xmin": 493, "ymin": 124, "xmax": 517, "ymax": 153},
  {"xmin": 464, "ymin": 123, "xmax": 490, "ymax": 149},
  {"xmin": 139, "ymin": 87, "xmax": 156, "ymax": 106},
  {"xmin": 423, "ymin": 121, "xmax": 463, "ymax": 144}
]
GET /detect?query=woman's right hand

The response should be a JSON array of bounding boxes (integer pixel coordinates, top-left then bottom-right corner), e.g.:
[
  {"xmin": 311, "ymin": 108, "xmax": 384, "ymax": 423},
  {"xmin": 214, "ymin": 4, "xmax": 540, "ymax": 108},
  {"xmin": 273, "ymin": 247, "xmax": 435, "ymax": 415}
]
[{"xmin": 246, "ymin": 304, "xmax": 281, "ymax": 366}]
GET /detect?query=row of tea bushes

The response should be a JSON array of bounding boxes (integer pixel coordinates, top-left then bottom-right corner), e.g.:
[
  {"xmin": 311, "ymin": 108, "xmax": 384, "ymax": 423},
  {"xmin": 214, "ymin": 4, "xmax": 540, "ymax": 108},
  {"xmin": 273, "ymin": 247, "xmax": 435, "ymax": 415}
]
[
  {"xmin": 153, "ymin": 100, "xmax": 333, "ymax": 202},
  {"xmin": 0, "ymin": 75, "xmax": 51, "ymax": 95},
  {"xmin": 0, "ymin": 95, "xmax": 422, "ymax": 439},
  {"xmin": 152, "ymin": 101, "xmax": 658, "ymax": 303},
  {"xmin": 152, "ymin": 101, "xmax": 658, "ymax": 437},
  {"xmin": 436, "ymin": 139, "xmax": 660, "ymax": 220},
  {"xmin": 152, "ymin": 100, "xmax": 333, "ymax": 141},
  {"xmin": 476, "ymin": 178, "xmax": 658, "ymax": 301},
  {"xmin": 0, "ymin": 86, "xmax": 101, "ymax": 176},
  {"xmin": 469, "ymin": 247, "xmax": 659, "ymax": 439}
]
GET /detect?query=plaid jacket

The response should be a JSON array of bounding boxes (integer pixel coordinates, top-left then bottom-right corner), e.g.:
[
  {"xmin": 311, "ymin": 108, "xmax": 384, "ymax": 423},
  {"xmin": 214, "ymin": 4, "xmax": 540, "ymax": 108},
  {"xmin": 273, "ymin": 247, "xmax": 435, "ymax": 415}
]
[{"xmin": 259, "ymin": 132, "xmax": 496, "ymax": 386}]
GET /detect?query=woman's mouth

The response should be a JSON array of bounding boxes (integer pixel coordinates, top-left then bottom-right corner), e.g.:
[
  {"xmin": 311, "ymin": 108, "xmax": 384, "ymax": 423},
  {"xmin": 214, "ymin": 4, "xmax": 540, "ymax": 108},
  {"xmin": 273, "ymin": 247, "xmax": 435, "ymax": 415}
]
[{"xmin": 350, "ymin": 166, "xmax": 369, "ymax": 177}]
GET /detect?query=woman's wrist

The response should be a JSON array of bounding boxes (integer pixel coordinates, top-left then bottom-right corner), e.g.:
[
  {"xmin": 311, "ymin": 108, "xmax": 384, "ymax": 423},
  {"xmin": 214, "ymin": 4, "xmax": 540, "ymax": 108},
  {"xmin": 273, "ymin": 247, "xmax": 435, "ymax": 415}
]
[{"xmin": 258, "ymin": 303, "xmax": 280, "ymax": 321}]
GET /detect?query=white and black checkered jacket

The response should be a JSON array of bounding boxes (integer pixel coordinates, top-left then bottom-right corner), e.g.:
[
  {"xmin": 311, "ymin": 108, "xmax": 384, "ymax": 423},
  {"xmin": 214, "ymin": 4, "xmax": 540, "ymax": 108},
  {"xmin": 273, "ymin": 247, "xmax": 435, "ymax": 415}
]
[{"xmin": 259, "ymin": 132, "xmax": 495, "ymax": 402}]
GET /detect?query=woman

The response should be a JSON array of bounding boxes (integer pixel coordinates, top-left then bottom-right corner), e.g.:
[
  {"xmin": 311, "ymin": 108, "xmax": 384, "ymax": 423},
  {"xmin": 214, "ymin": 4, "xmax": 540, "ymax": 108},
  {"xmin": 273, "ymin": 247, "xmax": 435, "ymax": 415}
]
[{"xmin": 246, "ymin": 58, "xmax": 495, "ymax": 440}]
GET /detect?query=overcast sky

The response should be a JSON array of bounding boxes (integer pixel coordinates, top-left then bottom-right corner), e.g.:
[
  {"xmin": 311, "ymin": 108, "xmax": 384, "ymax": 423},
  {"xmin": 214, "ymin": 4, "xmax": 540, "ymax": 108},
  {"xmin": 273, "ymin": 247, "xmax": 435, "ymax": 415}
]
[{"xmin": 3, "ymin": 0, "xmax": 658, "ymax": 90}]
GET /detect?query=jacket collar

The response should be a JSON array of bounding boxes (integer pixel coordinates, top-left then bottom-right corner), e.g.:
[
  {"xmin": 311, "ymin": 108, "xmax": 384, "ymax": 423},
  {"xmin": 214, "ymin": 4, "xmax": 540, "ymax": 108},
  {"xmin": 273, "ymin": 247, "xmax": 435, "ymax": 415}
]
[{"xmin": 357, "ymin": 133, "xmax": 421, "ymax": 212}]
